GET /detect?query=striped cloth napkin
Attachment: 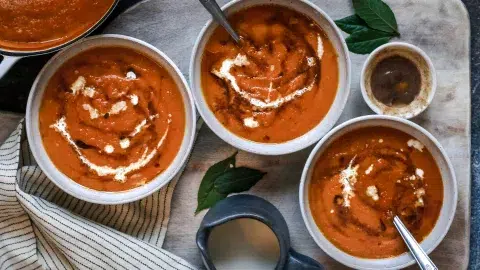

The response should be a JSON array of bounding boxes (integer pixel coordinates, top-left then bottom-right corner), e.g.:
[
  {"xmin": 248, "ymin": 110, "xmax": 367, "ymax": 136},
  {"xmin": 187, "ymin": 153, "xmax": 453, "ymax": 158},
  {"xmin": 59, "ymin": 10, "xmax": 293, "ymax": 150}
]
[{"xmin": 0, "ymin": 120, "xmax": 197, "ymax": 270}]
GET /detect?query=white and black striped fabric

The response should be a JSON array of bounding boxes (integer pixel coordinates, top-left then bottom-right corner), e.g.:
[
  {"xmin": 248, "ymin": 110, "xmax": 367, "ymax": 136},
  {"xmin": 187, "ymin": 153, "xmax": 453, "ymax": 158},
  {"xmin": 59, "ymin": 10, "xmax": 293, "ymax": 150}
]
[{"xmin": 0, "ymin": 120, "xmax": 197, "ymax": 270}]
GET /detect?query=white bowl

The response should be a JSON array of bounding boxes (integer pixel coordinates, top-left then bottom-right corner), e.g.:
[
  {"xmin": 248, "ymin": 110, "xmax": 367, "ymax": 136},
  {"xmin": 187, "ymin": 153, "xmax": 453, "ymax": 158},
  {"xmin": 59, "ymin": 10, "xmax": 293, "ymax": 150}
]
[
  {"xmin": 360, "ymin": 42, "xmax": 437, "ymax": 119},
  {"xmin": 189, "ymin": 0, "xmax": 351, "ymax": 155},
  {"xmin": 26, "ymin": 34, "xmax": 196, "ymax": 204},
  {"xmin": 299, "ymin": 115, "xmax": 457, "ymax": 269}
]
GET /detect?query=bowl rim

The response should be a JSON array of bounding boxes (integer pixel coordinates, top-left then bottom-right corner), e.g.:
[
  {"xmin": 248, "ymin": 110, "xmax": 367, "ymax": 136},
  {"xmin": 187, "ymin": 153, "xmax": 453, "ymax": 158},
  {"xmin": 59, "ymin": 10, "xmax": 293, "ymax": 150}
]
[
  {"xmin": 25, "ymin": 34, "xmax": 197, "ymax": 205},
  {"xmin": 360, "ymin": 42, "xmax": 437, "ymax": 119},
  {"xmin": 299, "ymin": 114, "xmax": 457, "ymax": 269},
  {"xmin": 189, "ymin": 0, "xmax": 351, "ymax": 156}
]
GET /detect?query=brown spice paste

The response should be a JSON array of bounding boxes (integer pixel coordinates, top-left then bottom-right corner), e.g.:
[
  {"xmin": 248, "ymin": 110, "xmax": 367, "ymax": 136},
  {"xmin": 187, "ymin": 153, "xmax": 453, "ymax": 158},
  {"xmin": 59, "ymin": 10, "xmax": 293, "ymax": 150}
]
[{"xmin": 371, "ymin": 55, "xmax": 422, "ymax": 106}]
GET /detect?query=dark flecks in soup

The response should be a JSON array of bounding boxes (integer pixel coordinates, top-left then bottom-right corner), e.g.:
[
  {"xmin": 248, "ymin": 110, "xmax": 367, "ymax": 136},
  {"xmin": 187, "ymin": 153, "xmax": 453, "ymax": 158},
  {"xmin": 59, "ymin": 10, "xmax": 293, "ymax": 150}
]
[
  {"xmin": 39, "ymin": 47, "xmax": 185, "ymax": 192},
  {"xmin": 309, "ymin": 127, "xmax": 443, "ymax": 258},
  {"xmin": 201, "ymin": 5, "xmax": 339, "ymax": 143}
]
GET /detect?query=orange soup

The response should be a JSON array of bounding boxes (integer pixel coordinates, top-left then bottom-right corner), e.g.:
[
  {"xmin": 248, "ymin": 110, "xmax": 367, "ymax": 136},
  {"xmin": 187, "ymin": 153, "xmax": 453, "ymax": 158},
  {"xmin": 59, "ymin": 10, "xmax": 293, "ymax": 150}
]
[
  {"xmin": 39, "ymin": 47, "xmax": 185, "ymax": 191},
  {"xmin": 201, "ymin": 5, "xmax": 339, "ymax": 143},
  {"xmin": 309, "ymin": 127, "xmax": 443, "ymax": 258},
  {"xmin": 0, "ymin": 0, "xmax": 115, "ymax": 51}
]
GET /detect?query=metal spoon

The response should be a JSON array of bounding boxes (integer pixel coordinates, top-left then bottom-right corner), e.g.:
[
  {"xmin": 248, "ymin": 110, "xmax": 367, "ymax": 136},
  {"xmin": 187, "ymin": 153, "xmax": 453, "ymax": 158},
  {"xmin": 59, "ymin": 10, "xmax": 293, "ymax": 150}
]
[
  {"xmin": 393, "ymin": 216, "xmax": 438, "ymax": 270},
  {"xmin": 198, "ymin": 0, "xmax": 241, "ymax": 43}
]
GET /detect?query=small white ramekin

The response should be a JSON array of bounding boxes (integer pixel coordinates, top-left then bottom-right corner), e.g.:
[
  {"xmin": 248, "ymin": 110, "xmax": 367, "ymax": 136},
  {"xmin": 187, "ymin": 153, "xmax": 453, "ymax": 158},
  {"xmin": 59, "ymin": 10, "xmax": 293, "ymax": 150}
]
[
  {"xmin": 26, "ymin": 34, "xmax": 196, "ymax": 204},
  {"xmin": 189, "ymin": 0, "xmax": 351, "ymax": 156},
  {"xmin": 299, "ymin": 115, "xmax": 457, "ymax": 269},
  {"xmin": 361, "ymin": 42, "xmax": 437, "ymax": 119}
]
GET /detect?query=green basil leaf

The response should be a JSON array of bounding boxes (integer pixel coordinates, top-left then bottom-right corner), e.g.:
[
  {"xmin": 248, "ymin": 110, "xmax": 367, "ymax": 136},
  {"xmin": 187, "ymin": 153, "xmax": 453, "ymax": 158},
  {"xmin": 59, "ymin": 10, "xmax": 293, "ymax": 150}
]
[
  {"xmin": 346, "ymin": 28, "xmax": 393, "ymax": 54},
  {"xmin": 195, "ymin": 189, "xmax": 227, "ymax": 214},
  {"xmin": 335, "ymin": 15, "xmax": 370, "ymax": 34},
  {"xmin": 215, "ymin": 167, "xmax": 267, "ymax": 194},
  {"xmin": 196, "ymin": 151, "xmax": 237, "ymax": 213},
  {"xmin": 195, "ymin": 153, "xmax": 267, "ymax": 214},
  {"xmin": 353, "ymin": 0, "xmax": 399, "ymax": 36}
]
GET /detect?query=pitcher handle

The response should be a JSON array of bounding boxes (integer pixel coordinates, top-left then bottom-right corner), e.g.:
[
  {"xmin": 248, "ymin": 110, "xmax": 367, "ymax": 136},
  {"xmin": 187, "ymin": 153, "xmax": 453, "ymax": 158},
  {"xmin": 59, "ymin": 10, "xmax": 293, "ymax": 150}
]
[
  {"xmin": 0, "ymin": 55, "xmax": 20, "ymax": 79},
  {"xmin": 286, "ymin": 249, "xmax": 324, "ymax": 270}
]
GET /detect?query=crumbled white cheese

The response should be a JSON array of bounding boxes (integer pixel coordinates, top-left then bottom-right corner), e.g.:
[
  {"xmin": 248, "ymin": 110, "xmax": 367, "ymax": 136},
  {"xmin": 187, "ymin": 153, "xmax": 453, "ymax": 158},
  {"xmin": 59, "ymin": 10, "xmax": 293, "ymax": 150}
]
[
  {"xmin": 83, "ymin": 86, "xmax": 96, "ymax": 98},
  {"xmin": 129, "ymin": 94, "xmax": 139, "ymax": 105},
  {"xmin": 366, "ymin": 185, "xmax": 379, "ymax": 201},
  {"xmin": 365, "ymin": 164, "xmax": 374, "ymax": 175},
  {"xmin": 378, "ymin": 139, "xmax": 384, "ymax": 143},
  {"xmin": 50, "ymin": 116, "xmax": 170, "ymax": 182},
  {"xmin": 243, "ymin": 117, "xmax": 259, "ymax": 128},
  {"xmin": 330, "ymin": 209, "xmax": 334, "ymax": 214},
  {"xmin": 126, "ymin": 71, "xmax": 137, "ymax": 80},
  {"xmin": 69, "ymin": 76, "xmax": 98, "ymax": 97},
  {"xmin": 409, "ymin": 175, "xmax": 417, "ymax": 181},
  {"xmin": 270, "ymin": 65, "xmax": 275, "ymax": 71},
  {"xmin": 307, "ymin": 57, "xmax": 315, "ymax": 67},
  {"xmin": 339, "ymin": 157, "xmax": 359, "ymax": 207},
  {"xmin": 109, "ymin": 101, "xmax": 127, "ymax": 115},
  {"xmin": 407, "ymin": 139, "xmax": 424, "ymax": 152},
  {"xmin": 414, "ymin": 188, "xmax": 426, "ymax": 207},
  {"xmin": 82, "ymin": 104, "xmax": 99, "ymax": 119},
  {"xmin": 416, "ymin": 168, "xmax": 425, "ymax": 179},
  {"xmin": 104, "ymin": 145, "xmax": 114, "ymax": 154},
  {"xmin": 120, "ymin": 138, "xmax": 130, "ymax": 149},
  {"xmin": 70, "ymin": 76, "xmax": 86, "ymax": 95}
]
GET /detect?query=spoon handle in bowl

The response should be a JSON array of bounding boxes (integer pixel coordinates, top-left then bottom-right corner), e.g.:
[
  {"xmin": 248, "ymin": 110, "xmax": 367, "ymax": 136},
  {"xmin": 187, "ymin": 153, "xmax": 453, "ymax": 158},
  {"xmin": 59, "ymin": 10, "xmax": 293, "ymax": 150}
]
[
  {"xmin": 198, "ymin": 0, "xmax": 240, "ymax": 43},
  {"xmin": 393, "ymin": 216, "xmax": 438, "ymax": 270}
]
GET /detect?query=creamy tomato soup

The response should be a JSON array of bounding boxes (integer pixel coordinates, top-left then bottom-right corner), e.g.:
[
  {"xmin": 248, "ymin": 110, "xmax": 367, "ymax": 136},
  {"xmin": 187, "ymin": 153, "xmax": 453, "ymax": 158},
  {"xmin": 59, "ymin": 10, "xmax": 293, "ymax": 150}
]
[
  {"xmin": 39, "ymin": 47, "xmax": 185, "ymax": 192},
  {"xmin": 201, "ymin": 5, "xmax": 339, "ymax": 143},
  {"xmin": 0, "ymin": 0, "xmax": 115, "ymax": 51},
  {"xmin": 309, "ymin": 127, "xmax": 443, "ymax": 258}
]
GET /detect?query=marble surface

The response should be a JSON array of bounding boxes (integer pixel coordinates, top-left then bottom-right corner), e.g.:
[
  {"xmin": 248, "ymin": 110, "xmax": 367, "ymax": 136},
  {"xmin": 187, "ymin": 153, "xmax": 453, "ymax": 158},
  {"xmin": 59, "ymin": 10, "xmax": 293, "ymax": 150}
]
[
  {"xmin": 0, "ymin": 0, "xmax": 475, "ymax": 269},
  {"xmin": 100, "ymin": 0, "xmax": 471, "ymax": 269}
]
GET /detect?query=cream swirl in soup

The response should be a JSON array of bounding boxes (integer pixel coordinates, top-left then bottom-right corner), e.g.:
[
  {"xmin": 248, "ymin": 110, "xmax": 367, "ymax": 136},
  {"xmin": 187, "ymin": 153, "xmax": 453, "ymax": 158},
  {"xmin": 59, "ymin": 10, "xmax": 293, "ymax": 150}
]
[
  {"xmin": 39, "ymin": 47, "xmax": 185, "ymax": 192},
  {"xmin": 309, "ymin": 127, "xmax": 443, "ymax": 258},
  {"xmin": 201, "ymin": 5, "xmax": 339, "ymax": 143}
]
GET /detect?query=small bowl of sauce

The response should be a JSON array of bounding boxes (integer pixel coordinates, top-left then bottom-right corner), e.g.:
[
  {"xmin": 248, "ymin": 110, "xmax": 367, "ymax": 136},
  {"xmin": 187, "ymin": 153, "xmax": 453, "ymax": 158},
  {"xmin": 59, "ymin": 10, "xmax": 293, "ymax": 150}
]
[{"xmin": 361, "ymin": 42, "xmax": 436, "ymax": 119}]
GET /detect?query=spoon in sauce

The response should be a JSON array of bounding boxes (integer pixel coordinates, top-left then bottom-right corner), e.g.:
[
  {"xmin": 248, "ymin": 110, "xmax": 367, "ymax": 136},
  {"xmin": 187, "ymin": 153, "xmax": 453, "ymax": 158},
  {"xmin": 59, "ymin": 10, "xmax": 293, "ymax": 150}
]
[
  {"xmin": 393, "ymin": 216, "xmax": 438, "ymax": 270},
  {"xmin": 198, "ymin": 0, "xmax": 241, "ymax": 43}
]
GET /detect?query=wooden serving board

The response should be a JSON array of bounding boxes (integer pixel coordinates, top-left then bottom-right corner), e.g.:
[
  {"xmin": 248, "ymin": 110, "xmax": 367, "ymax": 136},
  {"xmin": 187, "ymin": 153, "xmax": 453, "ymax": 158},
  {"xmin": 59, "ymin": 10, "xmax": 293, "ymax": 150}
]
[{"xmin": 0, "ymin": 0, "xmax": 470, "ymax": 269}]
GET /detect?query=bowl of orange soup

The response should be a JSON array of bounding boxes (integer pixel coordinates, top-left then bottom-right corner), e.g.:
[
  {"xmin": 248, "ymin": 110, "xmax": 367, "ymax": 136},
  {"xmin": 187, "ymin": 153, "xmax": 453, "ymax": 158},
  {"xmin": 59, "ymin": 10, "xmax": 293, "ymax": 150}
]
[
  {"xmin": 190, "ymin": 0, "xmax": 351, "ymax": 155},
  {"xmin": 26, "ymin": 35, "xmax": 196, "ymax": 204},
  {"xmin": 299, "ymin": 115, "xmax": 457, "ymax": 269}
]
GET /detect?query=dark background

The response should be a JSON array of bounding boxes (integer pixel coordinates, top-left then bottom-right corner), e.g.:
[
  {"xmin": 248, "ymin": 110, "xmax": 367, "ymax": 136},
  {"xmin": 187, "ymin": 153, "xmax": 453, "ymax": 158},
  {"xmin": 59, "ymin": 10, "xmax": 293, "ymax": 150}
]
[
  {"xmin": 0, "ymin": 0, "xmax": 478, "ymax": 268},
  {"xmin": 462, "ymin": 0, "xmax": 480, "ymax": 268}
]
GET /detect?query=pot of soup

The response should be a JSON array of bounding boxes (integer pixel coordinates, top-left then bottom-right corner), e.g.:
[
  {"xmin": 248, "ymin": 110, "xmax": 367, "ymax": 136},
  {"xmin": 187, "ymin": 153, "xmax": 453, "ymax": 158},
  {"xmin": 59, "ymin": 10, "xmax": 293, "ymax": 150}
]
[
  {"xmin": 299, "ymin": 115, "xmax": 457, "ymax": 269},
  {"xmin": 0, "ymin": 0, "xmax": 119, "ymax": 78}
]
